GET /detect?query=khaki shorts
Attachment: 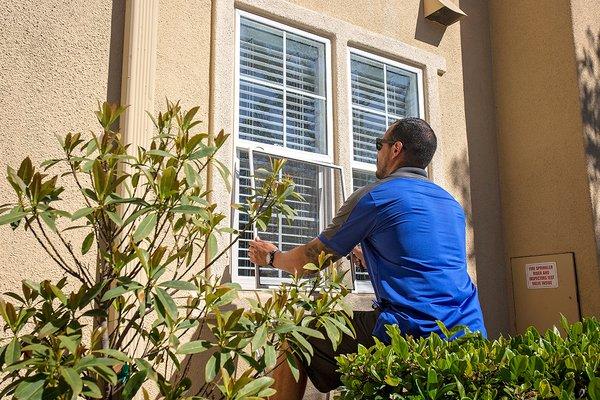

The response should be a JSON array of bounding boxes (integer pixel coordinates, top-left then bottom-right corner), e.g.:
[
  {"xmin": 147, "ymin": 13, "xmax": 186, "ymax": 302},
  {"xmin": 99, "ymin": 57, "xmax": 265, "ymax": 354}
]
[{"xmin": 301, "ymin": 310, "xmax": 378, "ymax": 393}]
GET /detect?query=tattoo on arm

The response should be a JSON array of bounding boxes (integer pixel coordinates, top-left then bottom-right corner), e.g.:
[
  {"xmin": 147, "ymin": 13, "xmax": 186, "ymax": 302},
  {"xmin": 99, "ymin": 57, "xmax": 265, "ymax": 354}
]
[{"xmin": 303, "ymin": 238, "xmax": 341, "ymax": 265}]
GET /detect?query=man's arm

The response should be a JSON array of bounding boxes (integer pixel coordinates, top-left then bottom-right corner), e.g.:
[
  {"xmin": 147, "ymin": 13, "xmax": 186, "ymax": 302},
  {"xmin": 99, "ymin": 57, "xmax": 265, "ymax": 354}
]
[{"xmin": 248, "ymin": 237, "xmax": 341, "ymax": 276}]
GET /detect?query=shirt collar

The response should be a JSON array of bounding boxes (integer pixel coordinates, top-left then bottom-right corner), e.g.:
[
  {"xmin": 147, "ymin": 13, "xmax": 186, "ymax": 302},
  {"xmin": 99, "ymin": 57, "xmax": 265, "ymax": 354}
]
[{"xmin": 388, "ymin": 166, "xmax": 428, "ymax": 179}]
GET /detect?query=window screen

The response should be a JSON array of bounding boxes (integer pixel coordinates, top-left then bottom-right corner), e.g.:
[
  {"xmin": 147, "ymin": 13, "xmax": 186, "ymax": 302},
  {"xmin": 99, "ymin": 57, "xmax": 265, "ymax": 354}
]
[{"xmin": 236, "ymin": 150, "xmax": 331, "ymax": 284}]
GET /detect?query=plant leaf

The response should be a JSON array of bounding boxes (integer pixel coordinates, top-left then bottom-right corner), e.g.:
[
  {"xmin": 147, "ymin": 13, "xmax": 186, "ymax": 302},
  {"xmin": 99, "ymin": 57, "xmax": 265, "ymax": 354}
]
[
  {"xmin": 132, "ymin": 213, "xmax": 156, "ymax": 243},
  {"xmin": 60, "ymin": 367, "xmax": 83, "ymax": 399},
  {"xmin": 177, "ymin": 340, "xmax": 210, "ymax": 355}
]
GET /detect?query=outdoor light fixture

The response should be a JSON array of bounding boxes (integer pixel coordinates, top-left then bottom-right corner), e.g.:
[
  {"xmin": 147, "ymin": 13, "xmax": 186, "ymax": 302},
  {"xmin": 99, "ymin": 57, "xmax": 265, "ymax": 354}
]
[{"xmin": 424, "ymin": 0, "xmax": 466, "ymax": 26}]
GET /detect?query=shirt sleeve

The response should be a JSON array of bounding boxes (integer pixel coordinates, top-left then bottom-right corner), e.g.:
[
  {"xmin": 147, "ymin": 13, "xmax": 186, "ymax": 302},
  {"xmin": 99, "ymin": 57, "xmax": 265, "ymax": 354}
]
[{"xmin": 318, "ymin": 191, "xmax": 377, "ymax": 256}]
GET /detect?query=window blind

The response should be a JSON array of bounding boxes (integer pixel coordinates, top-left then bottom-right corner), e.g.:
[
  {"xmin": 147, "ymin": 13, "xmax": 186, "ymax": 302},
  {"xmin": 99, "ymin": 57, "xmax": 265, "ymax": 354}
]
[
  {"xmin": 350, "ymin": 53, "xmax": 419, "ymax": 166},
  {"xmin": 239, "ymin": 17, "xmax": 327, "ymax": 155}
]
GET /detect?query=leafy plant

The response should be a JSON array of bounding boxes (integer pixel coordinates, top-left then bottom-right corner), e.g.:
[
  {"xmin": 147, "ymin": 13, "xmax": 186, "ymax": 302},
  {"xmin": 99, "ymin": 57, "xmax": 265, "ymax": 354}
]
[
  {"xmin": 336, "ymin": 316, "xmax": 600, "ymax": 400},
  {"xmin": 0, "ymin": 101, "xmax": 353, "ymax": 400}
]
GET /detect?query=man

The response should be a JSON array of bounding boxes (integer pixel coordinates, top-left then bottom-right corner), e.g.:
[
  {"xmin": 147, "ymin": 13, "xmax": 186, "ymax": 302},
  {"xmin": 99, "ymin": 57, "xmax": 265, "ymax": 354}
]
[{"xmin": 248, "ymin": 117, "xmax": 487, "ymax": 398}]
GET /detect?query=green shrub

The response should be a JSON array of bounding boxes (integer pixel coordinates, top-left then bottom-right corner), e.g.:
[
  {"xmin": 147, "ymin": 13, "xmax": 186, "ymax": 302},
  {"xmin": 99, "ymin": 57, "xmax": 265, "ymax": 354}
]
[
  {"xmin": 0, "ymin": 101, "xmax": 353, "ymax": 400},
  {"xmin": 336, "ymin": 317, "xmax": 600, "ymax": 400}
]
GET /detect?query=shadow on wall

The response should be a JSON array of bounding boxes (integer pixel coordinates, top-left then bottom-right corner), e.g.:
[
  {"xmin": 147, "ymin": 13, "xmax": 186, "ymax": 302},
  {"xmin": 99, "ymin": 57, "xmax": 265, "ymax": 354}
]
[
  {"xmin": 577, "ymin": 27, "xmax": 600, "ymax": 255},
  {"xmin": 450, "ymin": 151, "xmax": 475, "ymax": 264}
]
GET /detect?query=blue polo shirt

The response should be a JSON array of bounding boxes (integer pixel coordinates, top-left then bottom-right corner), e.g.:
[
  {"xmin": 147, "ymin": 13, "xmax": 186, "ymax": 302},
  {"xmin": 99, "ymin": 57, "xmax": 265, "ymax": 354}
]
[{"xmin": 318, "ymin": 167, "xmax": 487, "ymax": 341}]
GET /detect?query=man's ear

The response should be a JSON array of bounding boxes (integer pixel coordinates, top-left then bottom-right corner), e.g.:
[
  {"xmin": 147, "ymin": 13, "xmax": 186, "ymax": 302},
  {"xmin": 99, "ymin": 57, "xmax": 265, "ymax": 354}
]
[{"xmin": 393, "ymin": 142, "xmax": 404, "ymax": 157}]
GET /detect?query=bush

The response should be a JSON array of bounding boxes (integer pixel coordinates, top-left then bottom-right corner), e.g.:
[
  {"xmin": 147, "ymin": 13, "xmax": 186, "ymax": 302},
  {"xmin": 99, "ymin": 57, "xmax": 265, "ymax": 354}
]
[
  {"xmin": 0, "ymin": 101, "xmax": 353, "ymax": 400},
  {"xmin": 336, "ymin": 317, "xmax": 600, "ymax": 400}
]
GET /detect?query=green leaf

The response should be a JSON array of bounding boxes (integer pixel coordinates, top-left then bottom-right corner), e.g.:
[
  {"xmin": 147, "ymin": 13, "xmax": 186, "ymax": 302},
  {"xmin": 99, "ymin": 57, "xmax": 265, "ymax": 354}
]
[
  {"xmin": 189, "ymin": 146, "xmax": 216, "ymax": 160},
  {"xmin": 207, "ymin": 232, "xmax": 218, "ymax": 261},
  {"xmin": 122, "ymin": 371, "xmax": 147, "ymax": 400},
  {"xmin": 14, "ymin": 376, "xmax": 45, "ymax": 400},
  {"xmin": 82, "ymin": 380, "xmax": 102, "ymax": 399},
  {"xmin": 93, "ymin": 349, "xmax": 131, "ymax": 363},
  {"xmin": 82, "ymin": 232, "xmax": 94, "ymax": 255},
  {"xmin": 17, "ymin": 157, "xmax": 34, "ymax": 184},
  {"xmin": 235, "ymin": 376, "xmax": 274, "ymax": 399},
  {"xmin": 106, "ymin": 210, "xmax": 124, "ymax": 227},
  {"xmin": 158, "ymin": 280, "xmax": 197, "ymax": 291},
  {"xmin": 154, "ymin": 287, "xmax": 178, "ymax": 321},
  {"xmin": 177, "ymin": 340, "xmax": 210, "ymax": 355},
  {"xmin": 184, "ymin": 163, "xmax": 200, "ymax": 187},
  {"xmin": 171, "ymin": 205, "xmax": 208, "ymax": 217},
  {"xmin": 292, "ymin": 330, "xmax": 314, "ymax": 358},
  {"xmin": 132, "ymin": 213, "xmax": 156, "ymax": 243},
  {"xmin": 159, "ymin": 166, "xmax": 177, "ymax": 199},
  {"xmin": 286, "ymin": 352, "xmax": 300, "ymax": 382},
  {"xmin": 251, "ymin": 324, "xmax": 267, "ymax": 350},
  {"xmin": 60, "ymin": 367, "xmax": 83, "ymax": 399},
  {"xmin": 101, "ymin": 283, "xmax": 143, "ymax": 302},
  {"xmin": 58, "ymin": 335, "xmax": 79, "ymax": 354},
  {"xmin": 6, "ymin": 337, "xmax": 21, "ymax": 365},
  {"xmin": 71, "ymin": 207, "xmax": 95, "ymax": 221},
  {"xmin": 0, "ymin": 210, "xmax": 26, "ymax": 226},
  {"xmin": 146, "ymin": 149, "xmax": 173, "ymax": 158},
  {"xmin": 50, "ymin": 284, "xmax": 67, "ymax": 305},
  {"xmin": 205, "ymin": 353, "xmax": 221, "ymax": 383},
  {"xmin": 39, "ymin": 212, "xmax": 57, "ymax": 232},
  {"xmin": 264, "ymin": 344, "xmax": 276, "ymax": 370},
  {"xmin": 589, "ymin": 378, "xmax": 600, "ymax": 400}
]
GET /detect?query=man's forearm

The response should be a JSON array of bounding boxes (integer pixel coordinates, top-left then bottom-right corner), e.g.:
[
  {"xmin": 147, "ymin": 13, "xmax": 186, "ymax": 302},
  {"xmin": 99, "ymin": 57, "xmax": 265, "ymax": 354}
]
[{"xmin": 272, "ymin": 238, "xmax": 340, "ymax": 276}]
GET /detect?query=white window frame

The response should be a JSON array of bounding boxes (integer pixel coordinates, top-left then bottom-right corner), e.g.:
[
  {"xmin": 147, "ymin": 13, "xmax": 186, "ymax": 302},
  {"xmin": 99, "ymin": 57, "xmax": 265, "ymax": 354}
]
[
  {"xmin": 347, "ymin": 48, "xmax": 426, "ymax": 293},
  {"xmin": 232, "ymin": 10, "xmax": 335, "ymax": 289}
]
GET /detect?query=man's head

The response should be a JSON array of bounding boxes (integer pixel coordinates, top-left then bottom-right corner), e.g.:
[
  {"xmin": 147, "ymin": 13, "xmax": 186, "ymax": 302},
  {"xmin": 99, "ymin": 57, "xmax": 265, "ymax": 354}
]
[{"xmin": 375, "ymin": 117, "xmax": 437, "ymax": 179}]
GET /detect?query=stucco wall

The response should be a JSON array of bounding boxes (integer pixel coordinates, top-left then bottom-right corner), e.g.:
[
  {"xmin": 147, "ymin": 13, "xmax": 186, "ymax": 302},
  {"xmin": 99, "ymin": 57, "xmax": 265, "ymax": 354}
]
[
  {"xmin": 570, "ymin": 0, "xmax": 600, "ymax": 284},
  {"xmin": 154, "ymin": 0, "xmax": 212, "ymax": 126},
  {"xmin": 489, "ymin": 0, "xmax": 600, "ymax": 323},
  {"xmin": 0, "ymin": 1, "xmax": 123, "ymax": 294}
]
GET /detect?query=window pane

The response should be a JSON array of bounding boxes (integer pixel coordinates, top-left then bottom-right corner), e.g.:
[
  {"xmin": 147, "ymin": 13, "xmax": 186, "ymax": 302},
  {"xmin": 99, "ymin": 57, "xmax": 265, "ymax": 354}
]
[
  {"xmin": 286, "ymin": 92, "xmax": 327, "ymax": 154},
  {"xmin": 352, "ymin": 109, "xmax": 386, "ymax": 165},
  {"xmin": 352, "ymin": 169, "xmax": 377, "ymax": 191},
  {"xmin": 237, "ymin": 150, "xmax": 322, "ymax": 280},
  {"xmin": 386, "ymin": 65, "xmax": 419, "ymax": 117},
  {"xmin": 351, "ymin": 55, "xmax": 385, "ymax": 112},
  {"xmin": 240, "ymin": 18, "xmax": 284, "ymax": 84},
  {"xmin": 239, "ymin": 81, "xmax": 284, "ymax": 146},
  {"xmin": 352, "ymin": 168, "xmax": 376, "ymax": 282},
  {"xmin": 286, "ymin": 33, "xmax": 326, "ymax": 96}
]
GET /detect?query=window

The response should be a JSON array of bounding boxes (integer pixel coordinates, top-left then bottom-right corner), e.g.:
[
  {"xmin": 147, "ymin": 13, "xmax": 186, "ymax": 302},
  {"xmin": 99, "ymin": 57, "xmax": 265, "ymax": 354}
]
[
  {"xmin": 233, "ymin": 11, "xmax": 334, "ymax": 288},
  {"xmin": 349, "ymin": 49, "xmax": 424, "ymax": 288}
]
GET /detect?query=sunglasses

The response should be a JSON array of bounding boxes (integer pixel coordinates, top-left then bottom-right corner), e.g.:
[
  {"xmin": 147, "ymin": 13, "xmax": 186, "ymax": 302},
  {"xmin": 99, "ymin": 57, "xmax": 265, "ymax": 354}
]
[{"xmin": 375, "ymin": 137, "xmax": 401, "ymax": 151}]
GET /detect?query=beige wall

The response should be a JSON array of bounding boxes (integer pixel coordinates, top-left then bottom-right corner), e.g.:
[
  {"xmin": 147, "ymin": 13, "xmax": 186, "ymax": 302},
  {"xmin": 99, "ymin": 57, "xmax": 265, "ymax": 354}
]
[
  {"xmin": 489, "ymin": 0, "xmax": 600, "ymax": 324},
  {"xmin": 154, "ymin": 0, "xmax": 212, "ymax": 126},
  {"xmin": 570, "ymin": 0, "xmax": 600, "ymax": 282},
  {"xmin": 0, "ymin": 1, "xmax": 124, "ymax": 294},
  {"xmin": 457, "ymin": 0, "xmax": 509, "ymax": 337}
]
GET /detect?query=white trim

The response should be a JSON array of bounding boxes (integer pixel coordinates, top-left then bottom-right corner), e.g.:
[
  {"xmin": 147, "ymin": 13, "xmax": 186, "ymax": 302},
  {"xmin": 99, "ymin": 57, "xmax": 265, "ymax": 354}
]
[
  {"xmin": 239, "ymin": 76, "xmax": 327, "ymax": 101},
  {"xmin": 237, "ymin": 9, "xmax": 332, "ymax": 46},
  {"xmin": 351, "ymin": 47, "xmax": 424, "ymax": 77}
]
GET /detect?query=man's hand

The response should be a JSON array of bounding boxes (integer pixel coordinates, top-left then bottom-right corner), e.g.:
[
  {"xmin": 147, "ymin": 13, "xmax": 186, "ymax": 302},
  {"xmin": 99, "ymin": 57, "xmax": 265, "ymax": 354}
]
[
  {"xmin": 351, "ymin": 245, "xmax": 366, "ymax": 268},
  {"xmin": 248, "ymin": 236, "xmax": 278, "ymax": 266}
]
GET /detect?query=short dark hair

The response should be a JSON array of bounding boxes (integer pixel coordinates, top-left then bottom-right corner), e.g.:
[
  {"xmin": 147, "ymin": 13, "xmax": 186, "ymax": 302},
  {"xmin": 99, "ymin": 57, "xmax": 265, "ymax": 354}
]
[{"xmin": 388, "ymin": 117, "xmax": 437, "ymax": 168}]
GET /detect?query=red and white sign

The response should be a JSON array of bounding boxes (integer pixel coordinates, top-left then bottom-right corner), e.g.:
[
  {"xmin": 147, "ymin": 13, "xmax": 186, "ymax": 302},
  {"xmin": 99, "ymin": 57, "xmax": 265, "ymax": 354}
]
[{"xmin": 526, "ymin": 262, "xmax": 558, "ymax": 289}]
